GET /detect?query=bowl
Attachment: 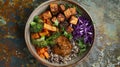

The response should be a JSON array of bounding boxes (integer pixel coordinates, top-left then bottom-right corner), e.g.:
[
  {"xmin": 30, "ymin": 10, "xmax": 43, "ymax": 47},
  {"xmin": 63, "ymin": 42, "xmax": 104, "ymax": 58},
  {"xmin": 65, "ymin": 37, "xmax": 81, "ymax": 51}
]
[{"xmin": 25, "ymin": 0, "xmax": 95, "ymax": 67}]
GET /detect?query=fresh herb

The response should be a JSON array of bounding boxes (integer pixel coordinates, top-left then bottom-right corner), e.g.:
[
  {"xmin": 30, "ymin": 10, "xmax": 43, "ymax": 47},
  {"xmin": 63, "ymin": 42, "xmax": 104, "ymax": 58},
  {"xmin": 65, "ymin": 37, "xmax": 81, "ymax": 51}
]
[{"xmin": 76, "ymin": 39, "xmax": 86, "ymax": 55}]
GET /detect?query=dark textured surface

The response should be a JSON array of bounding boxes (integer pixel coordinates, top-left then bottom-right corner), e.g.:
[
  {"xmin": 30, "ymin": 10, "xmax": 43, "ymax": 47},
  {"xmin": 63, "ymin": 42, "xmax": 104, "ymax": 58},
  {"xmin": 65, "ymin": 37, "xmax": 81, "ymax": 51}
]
[{"xmin": 0, "ymin": 0, "xmax": 120, "ymax": 67}]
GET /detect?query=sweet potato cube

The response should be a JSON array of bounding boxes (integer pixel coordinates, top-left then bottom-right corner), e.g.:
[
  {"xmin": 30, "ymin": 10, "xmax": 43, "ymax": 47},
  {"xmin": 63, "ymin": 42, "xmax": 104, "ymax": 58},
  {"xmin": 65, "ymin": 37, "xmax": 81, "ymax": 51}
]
[
  {"xmin": 31, "ymin": 33, "xmax": 40, "ymax": 39},
  {"xmin": 70, "ymin": 16, "xmax": 78, "ymax": 25},
  {"xmin": 44, "ymin": 23, "xmax": 58, "ymax": 31}
]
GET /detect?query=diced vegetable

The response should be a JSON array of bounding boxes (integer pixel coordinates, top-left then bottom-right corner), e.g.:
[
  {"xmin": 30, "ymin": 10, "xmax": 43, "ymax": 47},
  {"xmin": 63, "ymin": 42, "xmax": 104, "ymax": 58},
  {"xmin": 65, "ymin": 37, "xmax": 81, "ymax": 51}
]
[
  {"xmin": 31, "ymin": 33, "xmax": 40, "ymax": 39},
  {"xmin": 44, "ymin": 23, "xmax": 58, "ymax": 31},
  {"xmin": 70, "ymin": 16, "xmax": 78, "ymax": 25},
  {"xmin": 36, "ymin": 47, "xmax": 50, "ymax": 59},
  {"xmin": 44, "ymin": 52, "xmax": 50, "ymax": 59},
  {"xmin": 39, "ymin": 29, "xmax": 50, "ymax": 36}
]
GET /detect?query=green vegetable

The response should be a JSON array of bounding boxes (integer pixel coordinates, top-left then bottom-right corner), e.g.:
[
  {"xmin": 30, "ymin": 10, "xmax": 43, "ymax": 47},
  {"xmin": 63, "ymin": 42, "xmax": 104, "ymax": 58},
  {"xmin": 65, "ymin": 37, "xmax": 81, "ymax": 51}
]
[
  {"xmin": 53, "ymin": 20, "xmax": 59, "ymax": 26},
  {"xmin": 77, "ymin": 39, "xmax": 86, "ymax": 55},
  {"xmin": 32, "ymin": 36, "xmax": 47, "ymax": 47},
  {"xmin": 30, "ymin": 16, "xmax": 43, "ymax": 33},
  {"xmin": 34, "ymin": 16, "xmax": 43, "ymax": 23},
  {"xmin": 30, "ymin": 23, "xmax": 43, "ymax": 33},
  {"xmin": 32, "ymin": 33, "xmax": 61, "ymax": 47},
  {"xmin": 62, "ymin": 27, "xmax": 73, "ymax": 40},
  {"xmin": 46, "ymin": 32, "xmax": 61, "ymax": 46},
  {"xmin": 63, "ymin": 31, "xmax": 73, "ymax": 40}
]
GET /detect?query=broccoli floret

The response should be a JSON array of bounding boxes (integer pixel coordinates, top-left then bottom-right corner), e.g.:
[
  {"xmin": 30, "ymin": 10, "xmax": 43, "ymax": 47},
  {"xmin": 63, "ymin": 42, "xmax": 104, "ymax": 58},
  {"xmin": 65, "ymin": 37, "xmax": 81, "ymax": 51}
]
[
  {"xmin": 30, "ymin": 17, "xmax": 44, "ymax": 33},
  {"xmin": 30, "ymin": 23, "xmax": 43, "ymax": 33}
]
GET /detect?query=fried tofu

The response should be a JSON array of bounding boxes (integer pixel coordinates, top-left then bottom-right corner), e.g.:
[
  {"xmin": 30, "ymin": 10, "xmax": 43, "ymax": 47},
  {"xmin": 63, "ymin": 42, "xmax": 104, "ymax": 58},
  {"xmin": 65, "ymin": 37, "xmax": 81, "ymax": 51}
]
[
  {"xmin": 69, "ymin": 7, "xmax": 77, "ymax": 15},
  {"xmin": 44, "ymin": 23, "xmax": 58, "ymax": 31},
  {"xmin": 67, "ymin": 26, "xmax": 74, "ymax": 33},
  {"xmin": 42, "ymin": 11, "xmax": 52, "ymax": 19},
  {"xmin": 57, "ymin": 13, "xmax": 65, "ymax": 22},
  {"xmin": 51, "ymin": 16, "xmax": 57, "ymax": 22},
  {"xmin": 50, "ymin": 3, "xmax": 59, "ymax": 15},
  {"xmin": 70, "ymin": 16, "xmax": 78, "ymax": 25},
  {"xmin": 64, "ymin": 8, "xmax": 71, "ymax": 19},
  {"xmin": 60, "ymin": 4, "xmax": 66, "ymax": 12}
]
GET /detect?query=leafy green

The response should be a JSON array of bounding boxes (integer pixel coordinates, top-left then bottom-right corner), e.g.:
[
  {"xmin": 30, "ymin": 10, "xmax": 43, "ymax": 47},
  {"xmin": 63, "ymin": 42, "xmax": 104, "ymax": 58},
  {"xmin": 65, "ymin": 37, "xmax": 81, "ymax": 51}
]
[{"xmin": 77, "ymin": 39, "xmax": 87, "ymax": 55}]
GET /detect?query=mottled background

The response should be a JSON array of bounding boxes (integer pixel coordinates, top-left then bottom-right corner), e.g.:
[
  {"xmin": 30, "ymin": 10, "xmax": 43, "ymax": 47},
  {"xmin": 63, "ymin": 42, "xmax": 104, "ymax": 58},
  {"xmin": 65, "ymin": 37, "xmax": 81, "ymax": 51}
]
[{"xmin": 0, "ymin": 0, "xmax": 120, "ymax": 67}]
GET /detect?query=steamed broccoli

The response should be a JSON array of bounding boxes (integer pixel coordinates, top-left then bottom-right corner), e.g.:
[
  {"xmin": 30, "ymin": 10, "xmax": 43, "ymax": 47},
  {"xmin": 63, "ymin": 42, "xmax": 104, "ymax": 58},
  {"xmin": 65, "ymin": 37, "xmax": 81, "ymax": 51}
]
[{"xmin": 30, "ymin": 16, "xmax": 43, "ymax": 33}]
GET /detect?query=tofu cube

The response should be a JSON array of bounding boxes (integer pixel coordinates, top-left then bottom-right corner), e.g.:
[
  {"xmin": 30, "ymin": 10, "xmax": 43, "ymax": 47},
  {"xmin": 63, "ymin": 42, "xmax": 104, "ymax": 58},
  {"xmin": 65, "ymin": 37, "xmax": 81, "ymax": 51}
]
[
  {"xmin": 42, "ymin": 11, "xmax": 52, "ymax": 19},
  {"xmin": 69, "ymin": 7, "xmax": 77, "ymax": 15},
  {"xmin": 64, "ymin": 8, "xmax": 71, "ymax": 19},
  {"xmin": 57, "ymin": 13, "xmax": 65, "ymax": 22},
  {"xmin": 70, "ymin": 16, "xmax": 78, "ymax": 25},
  {"xmin": 51, "ymin": 16, "xmax": 57, "ymax": 22},
  {"xmin": 67, "ymin": 26, "xmax": 74, "ymax": 33},
  {"xmin": 60, "ymin": 4, "xmax": 66, "ymax": 12},
  {"xmin": 50, "ymin": 3, "xmax": 59, "ymax": 15}
]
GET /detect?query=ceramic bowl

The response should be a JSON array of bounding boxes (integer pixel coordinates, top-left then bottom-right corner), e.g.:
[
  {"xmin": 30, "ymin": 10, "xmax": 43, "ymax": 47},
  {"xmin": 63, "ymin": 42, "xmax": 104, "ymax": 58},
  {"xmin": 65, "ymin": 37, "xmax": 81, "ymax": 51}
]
[{"xmin": 25, "ymin": 0, "xmax": 95, "ymax": 67}]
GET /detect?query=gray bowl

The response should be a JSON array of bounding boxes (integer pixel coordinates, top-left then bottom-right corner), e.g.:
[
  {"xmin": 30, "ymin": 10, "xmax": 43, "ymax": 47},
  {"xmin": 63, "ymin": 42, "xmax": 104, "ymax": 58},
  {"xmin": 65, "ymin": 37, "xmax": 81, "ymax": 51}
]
[{"xmin": 25, "ymin": 0, "xmax": 95, "ymax": 67}]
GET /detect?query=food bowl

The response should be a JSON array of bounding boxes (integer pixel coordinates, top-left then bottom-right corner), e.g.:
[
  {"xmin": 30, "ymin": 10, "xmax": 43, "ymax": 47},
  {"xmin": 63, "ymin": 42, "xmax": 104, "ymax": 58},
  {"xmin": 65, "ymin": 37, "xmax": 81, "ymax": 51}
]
[{"xmin": 25, "ymin": 0, "xmax": 95, "ymax": 67}]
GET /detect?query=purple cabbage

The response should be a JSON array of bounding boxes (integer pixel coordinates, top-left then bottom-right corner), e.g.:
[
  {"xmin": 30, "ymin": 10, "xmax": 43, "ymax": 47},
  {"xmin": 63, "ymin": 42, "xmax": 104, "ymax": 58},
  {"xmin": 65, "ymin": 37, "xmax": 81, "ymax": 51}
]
[{"xmin": 72, "ymin": 16, "xmax": 94, "ymax": 45}]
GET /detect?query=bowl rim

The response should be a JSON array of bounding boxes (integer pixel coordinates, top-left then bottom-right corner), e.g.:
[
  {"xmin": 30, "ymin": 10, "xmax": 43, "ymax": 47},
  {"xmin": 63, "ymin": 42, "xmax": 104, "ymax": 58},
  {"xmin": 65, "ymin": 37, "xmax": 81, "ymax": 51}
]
[{"xmin": 25, "ymin": 0, "xmax": 95, "ymax": 67}]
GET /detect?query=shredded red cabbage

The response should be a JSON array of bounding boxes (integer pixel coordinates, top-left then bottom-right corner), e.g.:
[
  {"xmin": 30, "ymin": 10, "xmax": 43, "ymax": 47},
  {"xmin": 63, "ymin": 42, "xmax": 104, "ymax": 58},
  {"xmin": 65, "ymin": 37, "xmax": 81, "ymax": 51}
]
[{"xmin": 72, "ymin": 16, "xmax": 94, "ymax": 45}]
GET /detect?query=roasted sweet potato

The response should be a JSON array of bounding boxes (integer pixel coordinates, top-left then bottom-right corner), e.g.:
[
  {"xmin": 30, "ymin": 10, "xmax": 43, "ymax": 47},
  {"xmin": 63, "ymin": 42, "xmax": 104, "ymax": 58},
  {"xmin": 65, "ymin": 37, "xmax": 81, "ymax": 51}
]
[
  {"xmin": 44, "ymin": 23, "xmax": 58, "ymax": 31},
  {"xmin": 31, "ymin": 33, "xmax": 40, "ymax": 39}
]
